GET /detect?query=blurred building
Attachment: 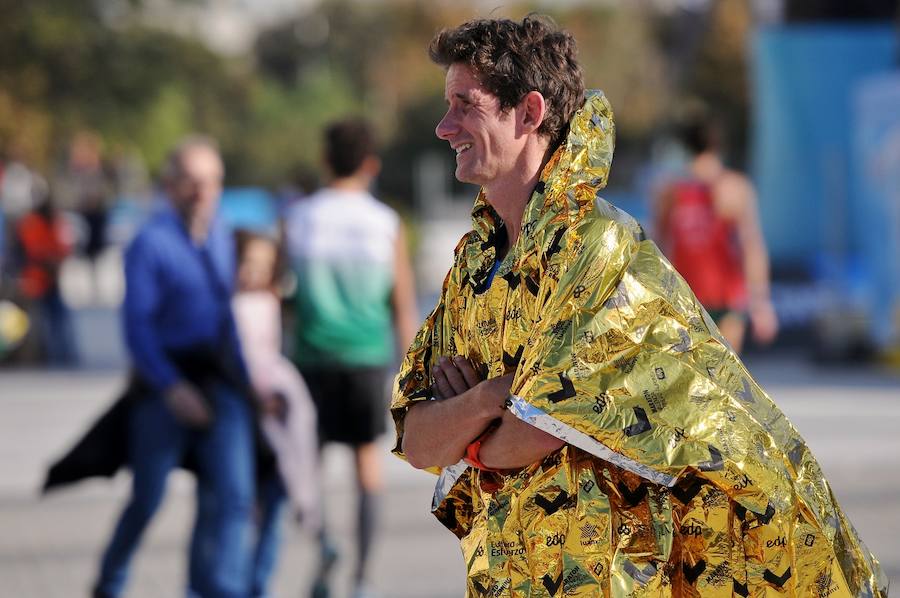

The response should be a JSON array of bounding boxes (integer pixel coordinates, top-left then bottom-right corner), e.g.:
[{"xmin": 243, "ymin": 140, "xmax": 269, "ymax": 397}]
[
  {"xmin": 751, "ymin": 17, "xmax": 899, "ymax": 358},
  {"xmin": 109, "ymin": 0, "xmax": 320, "ymax": 55}
]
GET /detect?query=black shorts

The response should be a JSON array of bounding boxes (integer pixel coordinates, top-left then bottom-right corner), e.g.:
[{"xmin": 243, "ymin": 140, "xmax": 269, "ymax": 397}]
[{"xmin": 300, "ymin": 365, "xmax": 390, "ymax": 445}]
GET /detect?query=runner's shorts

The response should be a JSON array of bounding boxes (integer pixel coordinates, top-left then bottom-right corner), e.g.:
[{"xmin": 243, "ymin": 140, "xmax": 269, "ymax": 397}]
[{"xmin": 300, "ymin": 365, "xmax": 390, "ymax": 445}]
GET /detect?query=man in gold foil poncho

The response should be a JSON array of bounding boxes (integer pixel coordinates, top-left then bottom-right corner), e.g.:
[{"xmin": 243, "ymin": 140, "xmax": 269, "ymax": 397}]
[{"xmin": 391, "ymin": 16, "xmax": 888, "ymax": 598}]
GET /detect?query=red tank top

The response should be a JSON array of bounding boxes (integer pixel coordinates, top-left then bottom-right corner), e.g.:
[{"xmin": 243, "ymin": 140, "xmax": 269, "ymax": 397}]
[{"xmin": 664, "ymin": 181, "xmax": 746, "ymax": 310}]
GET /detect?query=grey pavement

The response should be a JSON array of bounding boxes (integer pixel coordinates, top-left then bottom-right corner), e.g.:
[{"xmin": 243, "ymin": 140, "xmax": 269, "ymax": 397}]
[{"xmin": 1, "ymin": 356, "xmax": 898, "ymax": 597}]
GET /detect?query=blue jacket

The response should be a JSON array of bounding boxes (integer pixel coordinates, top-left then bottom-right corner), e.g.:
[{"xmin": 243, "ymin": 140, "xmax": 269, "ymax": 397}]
[{"xmin": 122, "ymin": 206, "xmax": 247, "ymax": 391}]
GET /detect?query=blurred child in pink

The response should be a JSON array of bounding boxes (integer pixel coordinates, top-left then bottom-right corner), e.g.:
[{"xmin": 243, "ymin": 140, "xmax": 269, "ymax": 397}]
[{"xmin": 233, "ymin": 229, "xmax": 320, "ymax": 597}]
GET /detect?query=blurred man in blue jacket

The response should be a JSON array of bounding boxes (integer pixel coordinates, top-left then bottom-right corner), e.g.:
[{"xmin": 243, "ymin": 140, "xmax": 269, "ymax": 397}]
[{"xmin": 93, "ymin": 136, "xmax": 255, "ymax": 598}]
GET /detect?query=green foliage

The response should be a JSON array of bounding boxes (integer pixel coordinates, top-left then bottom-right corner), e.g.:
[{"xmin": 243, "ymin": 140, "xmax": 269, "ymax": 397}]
[
  {"xmin": 131, "ymin": 84, "xmax": 193, "ymax": 170},
  {"xmin": 230, "ymin": 66, "xmax": 363, "ymax": 185},
  {"xmin": 0, "ymin": 0, "xmax": 758, "ymax": 195}
]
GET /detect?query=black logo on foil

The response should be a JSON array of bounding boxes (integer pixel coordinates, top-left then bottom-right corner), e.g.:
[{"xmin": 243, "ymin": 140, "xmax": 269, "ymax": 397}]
[
  {"xmin": 544, "ymin": 228, "xmax": 565, "ymax": 260},
  {"xmin": 683, "ymin": 560, "xmax": 707, "ymax": 584},
  {"xmin": 698, "ymin": 445, "xmax": 723, "ymax": 471},
  {"xmin": 623, "ymin": 406, "xmax": 652, "ymax": 436},
  {"xmin": 524, "ymin": 274, "xmax": 540, "ymax": 297},
  {"xmin": 764, "ymin": 567, "xmax": 792, "ymax": 588},
  {"xmin": 535, "ymin": 490, "xmax": 570, "ymax": 516},
  {"xmin": 618, "ymin": 481, "xmax": 648, "ymax": 508},
  {"xmin": 672, "ymin": 477, "xmax": 703, "ymax": 504},
  {"xmin": 502, "ymin": 345, "xmax": 523, "ymax": 368},
  {"xmin": 542, "ymin": 572, "xmax": 563, "ymax": 596},
  {"xmin": 622, "ymin": 561, "xmax": 657, "ymax": 586},
  {"xmin": 502, "ymin": 271, "xmax": 520, "ymax": 290},
  {"xmin": 548, "ymin": 373, "xmax": 576, "ymax": 403}
]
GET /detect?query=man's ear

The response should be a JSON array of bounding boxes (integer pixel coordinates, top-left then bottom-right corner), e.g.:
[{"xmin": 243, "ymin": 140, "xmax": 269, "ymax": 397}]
[{"xmin": 520, "ymin": 91, "xmax": 546, "ymax": 135}]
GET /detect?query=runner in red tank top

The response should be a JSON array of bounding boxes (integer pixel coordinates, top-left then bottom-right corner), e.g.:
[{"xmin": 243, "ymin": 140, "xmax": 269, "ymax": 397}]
[
  {"xmin": 655, "ymin": 116, "xmax": 778, "ymax": 353},
  {"xmin": 665, "ymin": 180, "xmax": 747, "ymax": 309}
]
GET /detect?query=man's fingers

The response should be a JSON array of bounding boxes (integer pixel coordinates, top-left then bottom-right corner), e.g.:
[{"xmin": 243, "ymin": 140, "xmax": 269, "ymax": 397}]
[
  {"xmin": 433, "ymin": 356, "xmax": 483, "ymax": 399},
  {"xmin": 439, "ymin": 357, "xmax": 469, "ymax": 395},
  {"xmin": 453, "ymin": 356, "xmax": 481, "ymax": 388},
  {"xmin": 432, "ymin": 364, "xmax": 454, "ymax": 400}
]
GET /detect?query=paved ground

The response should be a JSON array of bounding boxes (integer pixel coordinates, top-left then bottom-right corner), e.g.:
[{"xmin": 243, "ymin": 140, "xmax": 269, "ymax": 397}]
[{"xmin": 1, "ymin": 356, "xmax": 898, "ymax": 597}]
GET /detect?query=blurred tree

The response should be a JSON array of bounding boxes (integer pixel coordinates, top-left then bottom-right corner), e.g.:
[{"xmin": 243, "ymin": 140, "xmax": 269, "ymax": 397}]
[
  {"xmin": 0, "ymin": 0, "xmax": 253, "ymax": 177},
  {"xmin": 0, "ymin": 0, "xmax": 766, "ymax": 199},
  {"xmin": 251, "ymin": 0, "xmax": 484, "ymax": 201},
  {"xmin": 652, "ymin": 0, "xmax": 753, "ymax": 167},
  {"xmin": 232, "ymin": 65, "xmax": 362, "ymax": 185}
]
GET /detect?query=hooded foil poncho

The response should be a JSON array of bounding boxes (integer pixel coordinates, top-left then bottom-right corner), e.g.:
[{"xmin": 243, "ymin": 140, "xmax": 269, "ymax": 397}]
[{"xmin": 391, "ymin": 92, "xmax": 887, "ymax": 598}]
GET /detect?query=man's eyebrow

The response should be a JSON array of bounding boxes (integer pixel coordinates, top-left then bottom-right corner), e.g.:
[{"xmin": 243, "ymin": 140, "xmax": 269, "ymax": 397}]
[{"xmin": 446, "ymin": 91, "xmax": 472, "ymax": 104}]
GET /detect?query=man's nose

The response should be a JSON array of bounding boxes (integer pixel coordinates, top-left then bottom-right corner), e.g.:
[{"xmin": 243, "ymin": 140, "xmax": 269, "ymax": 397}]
[{"xmin": 435, "ymin": 111, "xmax": 458, "ymax": 140}]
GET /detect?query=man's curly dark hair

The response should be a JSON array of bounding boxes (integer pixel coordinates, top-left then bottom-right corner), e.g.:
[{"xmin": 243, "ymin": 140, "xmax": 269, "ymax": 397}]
[{"xmin": 429, "ymin": 15, "xmax": 586, "ymax": 150}]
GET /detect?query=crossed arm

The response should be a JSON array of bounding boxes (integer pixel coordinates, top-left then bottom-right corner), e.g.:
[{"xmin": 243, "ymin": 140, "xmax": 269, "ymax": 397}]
[{"xmin": 401, "ymin": 356, "xmax": 564, "ymax": 471}]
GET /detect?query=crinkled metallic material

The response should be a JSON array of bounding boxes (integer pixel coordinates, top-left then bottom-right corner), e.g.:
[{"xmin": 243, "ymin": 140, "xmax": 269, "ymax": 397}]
[{"xmin": 391, "ymin": 91, "xmax": 887, "ymax": 598}]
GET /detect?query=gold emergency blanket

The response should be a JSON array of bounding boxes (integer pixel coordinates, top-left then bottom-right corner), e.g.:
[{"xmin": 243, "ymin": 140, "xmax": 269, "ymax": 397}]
[{"xmin": 391, "ymin": 91, "xmax": 887, "ymax": 598}]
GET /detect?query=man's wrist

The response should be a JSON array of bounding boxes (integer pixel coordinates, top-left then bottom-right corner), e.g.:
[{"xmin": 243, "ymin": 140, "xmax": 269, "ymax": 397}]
[
  {"xmin": 464, "ymin": 420, "xmax": 502, "ymax": 471},
  {"xmin": 472, "ymin": 383, "xmax": 509, "ymax": 419}
]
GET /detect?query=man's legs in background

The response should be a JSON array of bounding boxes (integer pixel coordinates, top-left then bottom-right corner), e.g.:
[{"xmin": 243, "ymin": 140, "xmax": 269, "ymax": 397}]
[
  {"xmin": 188, "ymin": 384, "xmax": 255, "ymax": 598},
  {"xmin": 352, "ymin": 441, "xmax": 383, "ymax": 598},
  {"xmin": 94, "ymin": 396, "xmax": 187, "ymax": 598}
]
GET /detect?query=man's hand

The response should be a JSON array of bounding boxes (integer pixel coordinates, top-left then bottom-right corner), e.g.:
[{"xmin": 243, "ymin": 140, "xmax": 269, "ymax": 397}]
[
  {"xmin": 477, "ymin": 373, "xmax": 514, "ymax": 412},
  {"xmin": 430, "ymin": 355, "xmax": 563, "ymax": 470},
  {"xmin": 164, "ymin": 381, "xmax": 213, "ymax": 428},
  {"xmin": 401, "ymin": 356, "xmax": 511, "ymax": 468},
  {"xmin": 432, "ymin": 356, "xmax": 481, "ymax": 399},
  {"xmin": 749, "ymin": 300, "xmax": 778, "ymax": 345},
  {"xmin": 433, "ymin": 356, "xmax": 511, "ymax": 415}
]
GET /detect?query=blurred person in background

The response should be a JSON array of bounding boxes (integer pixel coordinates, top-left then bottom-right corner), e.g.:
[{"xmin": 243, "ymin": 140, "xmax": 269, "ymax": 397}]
[
  {"xmin": 232, "ymin": 229, "xmax": 320, "ymax": 598},
  {"xmin": 284, "ymin": 118, "xmax": 418, "ymax": 598},
  {"xmin": 393, "ymin": 15, "xmax": 886, "ymax": 597},
  {"xmin": 1, "ymin": 144, "xmax": 49, "ymax": 301},
  {"xmin": 0, "ymin": 143, "xmax": 47, "ymax": 223},
  {"xmin": 0, "ymin": 151, "xmax": 9, "ymax": 298},
  {"xmin": 15, "ymin": 190, "xmax": 78, "ymax": 365},
  {"xmin": 93, "ymin": 136, "xmax": 255, "ymax": 598},
  {"xmin": 653, "ymin": 116, "xmax": 778, "ymax": 353},
  {"xmin": 55, "ymin": 131, "xmax": 114, "ymax": 300}
]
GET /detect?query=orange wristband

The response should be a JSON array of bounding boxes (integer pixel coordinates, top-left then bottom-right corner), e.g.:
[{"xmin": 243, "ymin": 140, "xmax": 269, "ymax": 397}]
[{"xmin": 463, "ymin": 420, "xmax": 501, "ymax": 471}]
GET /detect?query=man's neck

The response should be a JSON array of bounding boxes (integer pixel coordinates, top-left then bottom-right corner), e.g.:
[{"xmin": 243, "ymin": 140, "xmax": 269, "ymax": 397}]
[
  {"xmin": 691, "ymin": 152, "xmax": 725, "ymax": 183},
  {"xmin": 175, "ymin": 210, "xmax": 209, "ymax": 244},
  {"xmin": 188, "ymin": 219, "xmax": 210, "ymax": 244},
  {"xmin": 484, "ymin": 144, "xmax": 550, "ymax": 250},
  {"xmin": 329, "ymin": 173, "xmax": 371, "ymax": 193}
]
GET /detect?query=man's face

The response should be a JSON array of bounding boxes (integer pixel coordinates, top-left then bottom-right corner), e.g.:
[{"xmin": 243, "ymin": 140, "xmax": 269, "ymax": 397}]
[
  {"xmin": 167, "ymin": 146, "xmax": 223, "ymax": 227},
  {"xmin": 435, "ymin": 63, "xmax": 524, "ymax": 187}
]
